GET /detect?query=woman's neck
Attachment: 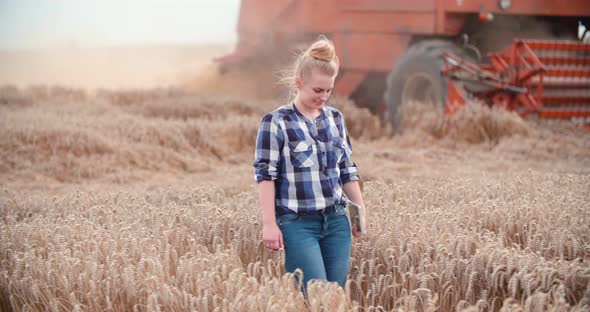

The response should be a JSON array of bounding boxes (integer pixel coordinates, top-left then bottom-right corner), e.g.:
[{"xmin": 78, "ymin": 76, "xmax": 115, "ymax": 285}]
[{"xmin": 294, "ymin": 97, "xmax": 321, "ymax": 121}]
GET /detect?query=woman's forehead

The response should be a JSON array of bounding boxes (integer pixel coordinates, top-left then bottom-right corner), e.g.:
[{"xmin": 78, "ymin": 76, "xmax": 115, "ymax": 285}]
[{"xmin": 303, "ymin": 70, "xmax": 335, "ymax": 88}]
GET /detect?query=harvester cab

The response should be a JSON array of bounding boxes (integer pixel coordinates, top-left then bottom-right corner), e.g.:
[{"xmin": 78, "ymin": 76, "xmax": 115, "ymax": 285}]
[{"xmin": 579, "ymin": 22, "xmax": 590, "ymax": 43}]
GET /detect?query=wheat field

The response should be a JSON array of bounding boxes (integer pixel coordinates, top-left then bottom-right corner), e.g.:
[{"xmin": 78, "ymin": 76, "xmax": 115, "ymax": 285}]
[{"xmin": 1, "ymin": 80, "xmax": 589, "ymax": 312}]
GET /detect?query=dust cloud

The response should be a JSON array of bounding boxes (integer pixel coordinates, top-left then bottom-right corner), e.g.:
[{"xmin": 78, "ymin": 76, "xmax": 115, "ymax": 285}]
[{"xmin": 0, "ymin": 44, "xmax": 232, "ymax": 89}]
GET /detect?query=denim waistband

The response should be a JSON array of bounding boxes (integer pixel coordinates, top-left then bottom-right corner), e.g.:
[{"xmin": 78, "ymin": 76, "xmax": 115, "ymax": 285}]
[{"xmin": 277, "ymin": 204, "xmax": 342, "ymax": 216}]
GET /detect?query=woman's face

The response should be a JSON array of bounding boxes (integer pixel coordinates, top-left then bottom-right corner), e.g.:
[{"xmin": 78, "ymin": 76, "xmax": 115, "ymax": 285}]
[{"xmin": 296, "ymin": 69, "xmax": 336, "ymax": 112}]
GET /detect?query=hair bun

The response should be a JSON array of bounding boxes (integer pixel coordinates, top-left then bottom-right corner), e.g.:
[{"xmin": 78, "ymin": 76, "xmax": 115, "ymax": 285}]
[{"xmin": 306, "ymin": 37, "xmax": 338, "ymax": 65}]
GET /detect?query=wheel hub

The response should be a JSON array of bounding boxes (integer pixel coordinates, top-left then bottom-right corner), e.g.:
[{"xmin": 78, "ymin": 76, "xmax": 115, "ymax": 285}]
[{"xmin": 401, "ymin": 73, "xmax": 439, "ymax": 107}]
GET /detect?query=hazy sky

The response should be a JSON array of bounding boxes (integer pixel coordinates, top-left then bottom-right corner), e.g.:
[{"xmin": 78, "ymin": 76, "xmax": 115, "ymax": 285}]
[{"xmin": 0, "ymin": 0, "xmax": 241, "ymax": 49}]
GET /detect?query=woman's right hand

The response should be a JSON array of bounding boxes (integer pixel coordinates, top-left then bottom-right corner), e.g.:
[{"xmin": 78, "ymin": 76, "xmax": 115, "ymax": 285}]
[{"xmin": 262, "ymin": 222, "xmax": 284, "ymax": 251}]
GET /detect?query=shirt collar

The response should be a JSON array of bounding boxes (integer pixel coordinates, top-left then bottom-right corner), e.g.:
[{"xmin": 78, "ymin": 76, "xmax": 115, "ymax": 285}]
[{"xmin": 290, "ymin": 102, "xmax": 327, "ymax": 123}]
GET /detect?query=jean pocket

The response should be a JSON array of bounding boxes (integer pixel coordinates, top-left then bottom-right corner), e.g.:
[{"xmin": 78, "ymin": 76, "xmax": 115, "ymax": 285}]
[
  {"xmin": 277, "ymin": 213, "xmax": 301, "ymax": 226},
  {"xmin": 288, "ymin": 140, "xmax": 314, "ymax": 168}
]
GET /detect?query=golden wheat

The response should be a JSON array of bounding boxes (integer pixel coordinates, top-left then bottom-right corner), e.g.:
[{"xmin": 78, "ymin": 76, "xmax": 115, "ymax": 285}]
[{"xmin": 1, "ymin": 87, "xmax": 589, "ymax": 311}]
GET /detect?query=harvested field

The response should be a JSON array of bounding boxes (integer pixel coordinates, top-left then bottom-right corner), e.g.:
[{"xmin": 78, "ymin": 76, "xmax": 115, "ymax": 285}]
[{"xmin": 1, "ymin": 49, "xmax": 590, "ymax": 311}]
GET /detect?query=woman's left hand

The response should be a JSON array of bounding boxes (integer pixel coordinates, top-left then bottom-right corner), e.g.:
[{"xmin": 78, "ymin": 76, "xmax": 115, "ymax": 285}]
[{"xmin": 352, "ymin": 224, "xmax": 363, "ymax": 237}]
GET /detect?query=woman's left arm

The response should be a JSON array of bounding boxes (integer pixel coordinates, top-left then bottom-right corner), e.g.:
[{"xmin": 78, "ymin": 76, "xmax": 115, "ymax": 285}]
[{"xmin": 336, "ymin": 112, "xmax": 366, "ymax": 236}]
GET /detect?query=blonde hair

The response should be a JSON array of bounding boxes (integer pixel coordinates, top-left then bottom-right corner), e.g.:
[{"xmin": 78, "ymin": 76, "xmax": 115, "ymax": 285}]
[{"xmin": 279, "ymin": 35, "xmax": 340, "ymax": 100}]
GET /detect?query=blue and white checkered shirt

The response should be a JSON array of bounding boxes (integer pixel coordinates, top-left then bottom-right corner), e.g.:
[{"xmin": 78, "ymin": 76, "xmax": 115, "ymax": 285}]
[{"xmin": 253, "ymin": 102, "xmax": 360, "ymax": 215}]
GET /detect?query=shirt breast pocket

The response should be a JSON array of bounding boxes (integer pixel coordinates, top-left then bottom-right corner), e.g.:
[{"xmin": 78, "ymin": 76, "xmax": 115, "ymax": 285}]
[
  {"xmin": 288, "ymin": 140, "xmax": 315, "ymax": 168},
  {"xmin": 331, "ymin": 137, "xmax": 346, "ymax": 165}
]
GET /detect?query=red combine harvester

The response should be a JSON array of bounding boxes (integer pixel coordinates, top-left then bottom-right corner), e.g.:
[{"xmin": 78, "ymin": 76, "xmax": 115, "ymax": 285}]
[{"xmin": 216, "ymin": 0, "xmax": 590, "ymax": 129}]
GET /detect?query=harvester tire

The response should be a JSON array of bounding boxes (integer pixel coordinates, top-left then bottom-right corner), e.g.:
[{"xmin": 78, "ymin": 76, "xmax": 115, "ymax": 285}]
[{"xmin": 384, "ymin": 40, "xmax": 462, "ymax": 131}]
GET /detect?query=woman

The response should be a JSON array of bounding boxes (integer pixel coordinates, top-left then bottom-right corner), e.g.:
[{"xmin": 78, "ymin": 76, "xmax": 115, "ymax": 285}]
[{"xmin": 253, "ymin": 36, "xmax": 366, "ymax": 292}]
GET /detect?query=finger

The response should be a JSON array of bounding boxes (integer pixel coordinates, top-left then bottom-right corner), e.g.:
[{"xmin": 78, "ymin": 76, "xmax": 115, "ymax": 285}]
[{"xmin": 278, "ymin": 233, "xmax": 284, "ymax": 249}]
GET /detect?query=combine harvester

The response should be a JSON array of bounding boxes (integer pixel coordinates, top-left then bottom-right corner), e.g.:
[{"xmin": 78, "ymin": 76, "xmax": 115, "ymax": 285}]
[{"xmin": 216, "ymin": 0, "xmax": 590, "ymax": 129}]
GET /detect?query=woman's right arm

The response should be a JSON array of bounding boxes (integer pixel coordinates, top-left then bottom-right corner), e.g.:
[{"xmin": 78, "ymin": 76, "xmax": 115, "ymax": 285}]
[
  {"xmin": 253, "ymin": 114, "xmax": 284, "ymax": 251},
  {"xmin": 259, "ymin": 180, "xmax": 283, "ymax": 250}
]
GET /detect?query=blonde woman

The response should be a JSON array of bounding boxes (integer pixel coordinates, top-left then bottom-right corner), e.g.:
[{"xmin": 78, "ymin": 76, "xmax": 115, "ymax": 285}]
[{"xmin": 253, "ymin": 36, "xmax": 366, "ymax": 294}]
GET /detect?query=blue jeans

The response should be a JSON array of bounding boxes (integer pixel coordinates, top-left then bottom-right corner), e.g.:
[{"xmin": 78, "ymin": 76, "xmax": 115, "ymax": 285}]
[{"xmin": 276, "ymin": 204, "xmax": 352, "ymax": 292}]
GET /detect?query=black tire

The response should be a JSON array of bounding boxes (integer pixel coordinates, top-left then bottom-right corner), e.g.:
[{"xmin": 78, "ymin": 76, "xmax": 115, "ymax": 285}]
[{"xmin": 384, "ymin": 40, "xmax": 462, "ymax": 131}]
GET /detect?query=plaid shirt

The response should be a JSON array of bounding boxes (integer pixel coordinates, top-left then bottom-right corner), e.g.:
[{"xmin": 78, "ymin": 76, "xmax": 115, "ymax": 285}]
[{"xmin": 253, "ymin": 102, "xmax": 360, "ymax": 215}]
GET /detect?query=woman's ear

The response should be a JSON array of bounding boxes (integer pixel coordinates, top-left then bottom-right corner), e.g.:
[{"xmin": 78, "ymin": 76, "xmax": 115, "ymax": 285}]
[{"xmin": 295, "ymin": 75, "xmax": 302, "ymax": 90}]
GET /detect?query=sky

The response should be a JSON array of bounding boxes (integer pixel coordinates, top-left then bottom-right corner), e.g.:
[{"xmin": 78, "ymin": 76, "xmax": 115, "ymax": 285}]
[{"xmin": 0, "ymin": 0, "xmax": 241, "ymax": 49}]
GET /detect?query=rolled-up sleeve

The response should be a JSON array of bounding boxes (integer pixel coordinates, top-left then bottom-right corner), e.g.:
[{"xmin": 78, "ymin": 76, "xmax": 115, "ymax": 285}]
[
  {"xmin": 338, "ymin": 116, "xmax": 360, "ymax": 184},
  {"xmin": 253, "ymin": 114, "xmax": 283, "ymax": 182}
]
